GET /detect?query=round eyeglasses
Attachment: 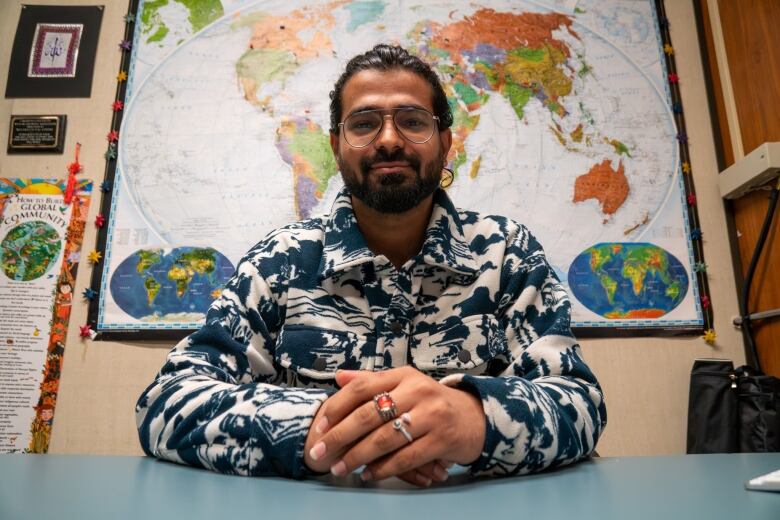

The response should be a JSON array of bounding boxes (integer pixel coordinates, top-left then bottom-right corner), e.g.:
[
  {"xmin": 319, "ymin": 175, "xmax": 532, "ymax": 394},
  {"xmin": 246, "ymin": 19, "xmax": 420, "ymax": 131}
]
[{"xmin": 338, "ymin": 107, "xmax": 440, "ymax": 148}]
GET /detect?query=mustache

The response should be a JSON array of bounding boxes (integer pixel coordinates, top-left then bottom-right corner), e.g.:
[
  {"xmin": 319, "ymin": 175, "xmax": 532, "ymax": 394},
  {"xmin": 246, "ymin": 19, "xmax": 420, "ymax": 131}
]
[{"xmin": 359, "ymin": 149, "xmax": 421, "ymax": 175}]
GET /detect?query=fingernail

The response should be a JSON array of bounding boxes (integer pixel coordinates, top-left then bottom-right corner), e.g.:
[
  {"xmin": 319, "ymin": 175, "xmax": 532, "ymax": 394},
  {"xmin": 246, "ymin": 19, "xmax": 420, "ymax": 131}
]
[
  {"xmin": 315, "ymin": 417, "xmax": 329, "ymax": 434},
  {"xmin": 433, "ymin": 465, "xmax": 449, "ymax": 482},
  {"xmin": 309, "ymin": 442, "xmax": 326, "ymax": 461},
  {"xmin": 360, "ymin": 468, "xmax": 373, "ymax": 481},
  {"xmin": 416, "ymin": 474, "xmax": 432, "ymax": 487},
  {"xmin": 330, "ymin": 460, "xmax": 347, "ymax": 476}
]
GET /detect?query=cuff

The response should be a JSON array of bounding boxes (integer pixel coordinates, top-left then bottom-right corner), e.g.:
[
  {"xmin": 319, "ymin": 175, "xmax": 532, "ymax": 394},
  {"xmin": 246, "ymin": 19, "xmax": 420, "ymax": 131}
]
[{"xmin": 441, "ymin": 373, "xmax": 531, "ymax": 475}]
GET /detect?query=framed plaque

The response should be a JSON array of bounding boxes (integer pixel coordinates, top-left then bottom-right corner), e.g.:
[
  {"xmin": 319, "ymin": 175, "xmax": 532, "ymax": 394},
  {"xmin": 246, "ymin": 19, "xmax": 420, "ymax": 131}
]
[
  {"xmin": 7, "ymin": 115, "xmax": 67, "ymax": 154},
  {"xmin": 5, "ymin": 5, "xmax": 103, "ymax": 98}
]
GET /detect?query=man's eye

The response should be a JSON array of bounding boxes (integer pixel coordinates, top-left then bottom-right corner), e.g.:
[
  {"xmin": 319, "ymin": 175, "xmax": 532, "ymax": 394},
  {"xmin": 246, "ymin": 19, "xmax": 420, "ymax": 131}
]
[
  {"xmin": 400, "ymin": 118, "xmax": 424, "ymax": 128},
  {"xmin": 349, "ymin": 118, "xmax": 379, "ymax": 131}
]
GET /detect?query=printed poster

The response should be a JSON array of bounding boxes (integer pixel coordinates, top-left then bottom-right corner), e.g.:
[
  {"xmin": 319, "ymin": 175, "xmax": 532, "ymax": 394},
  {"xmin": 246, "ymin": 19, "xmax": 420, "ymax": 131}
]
[{"xmin": 0, "ymin": 178, "xmax": 91, "ymax": 453}]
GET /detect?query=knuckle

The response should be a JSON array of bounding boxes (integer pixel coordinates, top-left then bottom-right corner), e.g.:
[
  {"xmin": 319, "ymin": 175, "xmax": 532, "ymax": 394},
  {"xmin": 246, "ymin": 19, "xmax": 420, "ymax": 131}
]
[
  {"xmin": 396, "ymin": 449, "xmax": 418, "ymax": 470},
  {"xmin": 374, "ymin": 430, "xmax": 395, "ymax": 451},
  {"xmin": 355, "ymin": 404, "xmax": 375, "ymax": 426},
  {"xmin": 349, "ymin": 378, "xmax": 370, "ymax": 396},
  {"xmin": 326, "ymin": 428, "xmax": 344, "ymax": 447}
]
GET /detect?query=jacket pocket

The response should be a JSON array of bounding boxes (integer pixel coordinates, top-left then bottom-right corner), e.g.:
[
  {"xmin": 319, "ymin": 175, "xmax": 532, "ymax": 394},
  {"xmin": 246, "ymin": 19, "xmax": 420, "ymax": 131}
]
[
  {"xmin": 411, "ymin": 314, "xmax": 506, "ymax": 374},
  {"xmin": 275, "ymin": 325, "xmax": 375, "ymax": 381}
]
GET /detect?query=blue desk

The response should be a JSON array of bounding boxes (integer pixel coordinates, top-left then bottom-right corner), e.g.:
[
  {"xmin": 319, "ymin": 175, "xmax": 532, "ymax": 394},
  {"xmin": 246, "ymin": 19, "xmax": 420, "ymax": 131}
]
[{"xmin": 1, "ymin": 453, "xmax": 778, "ymax": 519}]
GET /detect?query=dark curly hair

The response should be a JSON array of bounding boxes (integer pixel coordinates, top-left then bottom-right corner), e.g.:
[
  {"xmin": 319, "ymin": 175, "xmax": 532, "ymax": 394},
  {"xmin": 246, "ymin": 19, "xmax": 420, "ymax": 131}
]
[{"xmin": 329, "ymin": 44, "xmax": 453, "ymax": 134}]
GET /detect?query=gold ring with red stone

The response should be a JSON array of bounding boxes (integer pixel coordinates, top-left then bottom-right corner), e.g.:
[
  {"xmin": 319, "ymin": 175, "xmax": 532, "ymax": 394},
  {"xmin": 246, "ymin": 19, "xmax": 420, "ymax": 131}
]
[{"xmin": 373, "ymin": 392, "xmax": 397, "ymax": 422}]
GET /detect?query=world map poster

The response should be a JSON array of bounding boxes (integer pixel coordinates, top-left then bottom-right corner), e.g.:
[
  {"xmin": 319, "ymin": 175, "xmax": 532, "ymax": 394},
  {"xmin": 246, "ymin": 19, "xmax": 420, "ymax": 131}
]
[{"xmin": 92, "ymin": 0, "xmax": 704, "ymax": 337}]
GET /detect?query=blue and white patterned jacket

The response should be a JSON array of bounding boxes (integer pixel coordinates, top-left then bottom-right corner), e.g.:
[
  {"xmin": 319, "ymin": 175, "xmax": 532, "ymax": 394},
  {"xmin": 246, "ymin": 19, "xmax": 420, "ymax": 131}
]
[{"xmin": 136, "ymin": 187, "xmax": 606, "ymax": 478}]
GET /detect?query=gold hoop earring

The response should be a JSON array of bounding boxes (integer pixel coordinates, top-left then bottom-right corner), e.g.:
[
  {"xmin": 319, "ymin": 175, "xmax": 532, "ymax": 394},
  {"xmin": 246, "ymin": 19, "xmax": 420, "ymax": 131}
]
[{"xmin": 440, "ymin": 167, "xmax": 454, "ymax": 188}]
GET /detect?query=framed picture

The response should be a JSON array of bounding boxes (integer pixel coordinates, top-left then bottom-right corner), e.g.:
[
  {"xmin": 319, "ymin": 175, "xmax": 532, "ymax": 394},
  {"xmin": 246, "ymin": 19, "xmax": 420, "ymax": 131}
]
[
  {"xmin": 28, "ymin": 23, "xmax": 83, "ymax": 78},
  {"xmin": 5, "ymin": 5, "xmax": 103, "ymax": 98}
]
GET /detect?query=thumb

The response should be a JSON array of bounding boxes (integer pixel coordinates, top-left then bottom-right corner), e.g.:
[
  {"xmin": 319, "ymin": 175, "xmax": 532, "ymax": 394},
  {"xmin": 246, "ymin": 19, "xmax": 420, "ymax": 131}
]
[{"xmin": 335, "ymin": 369, "xmax": 361, "ymax": 387}]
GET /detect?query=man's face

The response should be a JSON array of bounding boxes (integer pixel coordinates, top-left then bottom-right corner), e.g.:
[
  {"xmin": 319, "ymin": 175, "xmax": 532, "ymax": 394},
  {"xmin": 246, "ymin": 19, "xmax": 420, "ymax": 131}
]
[{"xmin": 330, "ymin": 69, "xmax": 452, "ymax": 213}]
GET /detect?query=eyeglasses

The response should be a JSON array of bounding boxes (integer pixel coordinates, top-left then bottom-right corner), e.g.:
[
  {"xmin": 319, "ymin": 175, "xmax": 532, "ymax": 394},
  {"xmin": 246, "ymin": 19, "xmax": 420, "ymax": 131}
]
[{"xmin": 338, "ymin": 107, "xmax": 440, "ymax": 148}]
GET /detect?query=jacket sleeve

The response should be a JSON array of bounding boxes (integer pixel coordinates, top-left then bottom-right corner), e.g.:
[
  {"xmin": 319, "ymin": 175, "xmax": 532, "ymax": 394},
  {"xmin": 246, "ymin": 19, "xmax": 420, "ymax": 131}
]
[
  {"xmin": 441, "ymin": 226, "xmax": 607, "ymax": 476},
  {"xmin": 135, "ymin": 254, "xmax": 331, "ymax": 478}
]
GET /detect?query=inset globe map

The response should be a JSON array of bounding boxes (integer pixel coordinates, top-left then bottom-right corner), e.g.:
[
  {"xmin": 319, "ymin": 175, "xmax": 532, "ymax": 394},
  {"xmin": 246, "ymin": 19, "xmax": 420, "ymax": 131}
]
[
  {"xmin": 567, "ymin": 243, "xmax": 689, "ymax": 319},
  {"xmin": 1, "ymin": 221, "xmax": 62, "ymax": 281},
  {"xmin": 109, "ymin": 247, "xmax": 235, "ymax": 321}
]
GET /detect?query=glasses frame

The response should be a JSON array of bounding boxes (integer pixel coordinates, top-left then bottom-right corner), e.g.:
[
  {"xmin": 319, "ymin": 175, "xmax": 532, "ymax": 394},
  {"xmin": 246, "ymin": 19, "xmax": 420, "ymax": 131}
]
[{"xmin": 338, "ymin": 107, "xmax": 440, "ymax": 148}]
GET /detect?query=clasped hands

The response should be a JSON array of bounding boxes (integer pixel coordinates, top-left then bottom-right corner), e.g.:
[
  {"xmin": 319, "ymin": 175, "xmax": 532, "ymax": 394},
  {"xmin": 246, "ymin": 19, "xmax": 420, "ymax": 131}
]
[{"xmin": 303, "ymin": 366, "xmax": 486, "ymax": 487}]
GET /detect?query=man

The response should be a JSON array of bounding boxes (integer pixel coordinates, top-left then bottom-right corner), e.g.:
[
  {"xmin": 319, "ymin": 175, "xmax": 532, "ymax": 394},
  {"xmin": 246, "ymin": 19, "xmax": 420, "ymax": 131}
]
[{"xmin": 136, "ymin": 44, "xmax": 606, "ymax": 487}]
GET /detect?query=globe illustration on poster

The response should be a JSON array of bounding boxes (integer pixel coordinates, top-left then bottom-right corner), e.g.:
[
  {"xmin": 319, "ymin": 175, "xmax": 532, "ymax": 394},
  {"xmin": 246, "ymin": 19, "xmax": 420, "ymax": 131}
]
[{"xmin": 1, "ymin": 221, "xmax": 62, "ymax": 282}]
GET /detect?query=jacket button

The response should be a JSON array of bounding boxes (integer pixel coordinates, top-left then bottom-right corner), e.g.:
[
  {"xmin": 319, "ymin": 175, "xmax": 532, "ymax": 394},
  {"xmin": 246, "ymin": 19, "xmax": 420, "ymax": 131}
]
[
  {"xmin": 389, "ymin": 322, "xmax": 404, "ymax": 334},
  {"xmin": 457, "ymin": 349, "xmax": 472, "ymax": 363},
  {"xmin": 312, "ymin": 357, "xmax": 327, "ymax": 371}
]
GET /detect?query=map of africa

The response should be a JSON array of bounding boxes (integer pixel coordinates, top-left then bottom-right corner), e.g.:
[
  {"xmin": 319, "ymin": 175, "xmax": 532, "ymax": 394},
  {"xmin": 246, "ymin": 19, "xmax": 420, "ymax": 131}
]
[
  {"xmin": 98, "ymin": 0, "xmax": 702, "ymax": 331},
  {"xmin": 1, "ymin": 222, "xmax": 61, "ymax": 282}
]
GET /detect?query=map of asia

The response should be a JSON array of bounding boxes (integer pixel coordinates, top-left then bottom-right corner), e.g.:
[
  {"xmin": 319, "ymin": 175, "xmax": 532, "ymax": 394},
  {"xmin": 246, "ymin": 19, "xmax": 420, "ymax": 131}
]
[{"xmin": 95, "ymin": 0, "xmax": 703, "ymax": 334}]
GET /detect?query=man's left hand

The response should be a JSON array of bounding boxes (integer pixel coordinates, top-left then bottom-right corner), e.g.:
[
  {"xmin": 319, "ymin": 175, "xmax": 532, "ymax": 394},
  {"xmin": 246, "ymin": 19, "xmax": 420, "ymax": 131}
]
[{"xmin": 306, "ymin": 366, "xmax": 486, "ymax": 485}]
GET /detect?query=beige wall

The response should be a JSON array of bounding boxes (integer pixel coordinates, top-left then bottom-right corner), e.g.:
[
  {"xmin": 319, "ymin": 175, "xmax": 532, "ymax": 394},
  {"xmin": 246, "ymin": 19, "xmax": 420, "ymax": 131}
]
[{"xmin": 0, "ymin": 0, "xmax": 744, "ymax": 457}]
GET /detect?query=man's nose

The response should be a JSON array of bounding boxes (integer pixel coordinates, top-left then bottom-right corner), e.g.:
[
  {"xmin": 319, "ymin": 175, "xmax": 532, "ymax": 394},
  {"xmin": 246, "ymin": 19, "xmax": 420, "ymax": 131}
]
[{"xmin": 374, "ymin": 114, "xmax": 404, "ymax": 150}]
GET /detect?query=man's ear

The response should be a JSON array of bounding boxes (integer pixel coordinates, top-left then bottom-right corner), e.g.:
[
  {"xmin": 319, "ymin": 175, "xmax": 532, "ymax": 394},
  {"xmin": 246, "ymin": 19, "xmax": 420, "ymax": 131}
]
[
  {"xmin": 330, "ymin": 131, "xmax": 339, "ymax": 157},
  {"xmin": 440, "ymin": 127, "xmax": 452, "ymax": 162}
]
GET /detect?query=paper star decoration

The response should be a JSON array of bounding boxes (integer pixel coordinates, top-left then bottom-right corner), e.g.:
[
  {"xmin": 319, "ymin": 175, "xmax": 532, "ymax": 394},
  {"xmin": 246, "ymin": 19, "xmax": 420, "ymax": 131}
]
[
  {"xmin": 687, "ymin": 193, "xmax": 697, "ymax": 205},
  {"xmin": 117, "ymin": 71, "xmax": 128, "ymax": 82},
  {"xmin": 672, "ymin": 103, "xmax": 683, "ymax": 114},
  {"xmin": 82, "ymin": 288, "xmax": 97, "ymax": 300},
  {"xmin": 119, "ymin": 40, "xmax": 132, "ymax": 51},
  {"xmin": 79, "ymin": 324, "xmax": 96, "ymax": 339},
  {"xmin": 693, "ymin": 262, "xmax": 708, "ymax": 273},
  {"xmin": 701, "ymin": 295, "xmax": 711, "ymax": 309},
  {"xmin": 112, "ymin": 100, "xmax": 124, "ymax": 111},
  {"xmin": 124, "ymin": 14, "xmax": 135, "ymax": 24},
  {"xmin": 100, "ymin": 181, "xmax": 112, "ymax": 192},
  {"xmin": 668, "ymin": 73, "xmax": 679, "ymax": 84},
  {"xmin": 88, "ymin": 250, "xmax": 102, "ymax": 263},
  {"xmin": 659, "ymin": 17, "xmax": 670, "ymax": 29},
  {"xmin": 104, "ymin": 143, "xmax": 117, "ymax": 160},
  {"xmin": 682, "ymin": 162, "xmax": 691, "ymax": 173},
  {"xmin": 677, "ymin": 133, "xmax": 688, "ymax": 144},
  {"xmin": 107, "ymin": 130, "xmax": 119, "ymax": 142},
  {"xmin": 690, "ymin": 228, "xmax": 703, "ymax": 240},
  {"xmin": 702, "ymin": 329, "xmax": 717, "ymax": 345},
  {"xmin": 95, "ymin": 214, "xmax": 106, "ymax": 228},
  {"xmin": 663, "ymin": 44, "xmax": 674, "ymax": 55}
]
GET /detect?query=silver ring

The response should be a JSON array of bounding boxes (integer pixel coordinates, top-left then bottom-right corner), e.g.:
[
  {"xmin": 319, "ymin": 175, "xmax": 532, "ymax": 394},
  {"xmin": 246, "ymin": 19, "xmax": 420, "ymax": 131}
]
[
  {"xmin": 373, "ymin": 392, "xmax": 397, "ymax": 422},
  {"xmin": 393, "ymin": 418, "xmax": 413, "ymax": 443}
]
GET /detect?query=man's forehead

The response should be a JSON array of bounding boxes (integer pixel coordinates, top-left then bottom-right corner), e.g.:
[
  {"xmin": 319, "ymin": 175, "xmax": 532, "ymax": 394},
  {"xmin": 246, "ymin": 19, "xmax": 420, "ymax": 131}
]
[{"xmin": 340, "ymin": 69, "xmax": 435, "ymax": 115}]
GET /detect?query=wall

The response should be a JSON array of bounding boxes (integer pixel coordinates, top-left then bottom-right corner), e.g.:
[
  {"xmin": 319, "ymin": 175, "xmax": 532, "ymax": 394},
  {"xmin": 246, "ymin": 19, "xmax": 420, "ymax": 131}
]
[{"xmin": 0, "ymin": 0, "xmax": 745, "ymax": 458}]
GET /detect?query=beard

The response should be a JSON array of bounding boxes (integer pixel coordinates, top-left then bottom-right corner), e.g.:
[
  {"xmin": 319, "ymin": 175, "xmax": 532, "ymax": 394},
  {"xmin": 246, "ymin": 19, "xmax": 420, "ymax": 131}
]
[{"xmin": 338, "ymin": 148, "xmax": 443, "ymax": 214}]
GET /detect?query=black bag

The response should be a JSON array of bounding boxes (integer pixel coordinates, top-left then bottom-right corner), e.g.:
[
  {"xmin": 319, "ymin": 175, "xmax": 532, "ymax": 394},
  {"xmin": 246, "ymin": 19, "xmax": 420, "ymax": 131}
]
[{"xmin": 686, "ymin": 359, "xmax": 780, "ymax": 453}]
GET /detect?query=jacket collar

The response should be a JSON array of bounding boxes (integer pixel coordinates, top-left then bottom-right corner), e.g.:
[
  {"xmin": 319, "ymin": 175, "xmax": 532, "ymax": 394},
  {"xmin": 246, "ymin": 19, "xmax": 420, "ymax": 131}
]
[{"xmin": 317, "ymin": 187, "xmax": 479, "ymax": 279}]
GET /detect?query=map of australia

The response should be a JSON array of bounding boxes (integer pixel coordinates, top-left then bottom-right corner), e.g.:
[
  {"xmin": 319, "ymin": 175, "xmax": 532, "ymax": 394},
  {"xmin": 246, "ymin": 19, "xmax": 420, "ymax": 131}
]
[{"xmin": 101, "ymin": 0, "xmax": 700, "ymax": 330}]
